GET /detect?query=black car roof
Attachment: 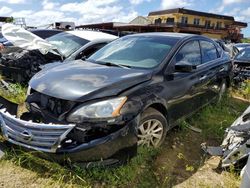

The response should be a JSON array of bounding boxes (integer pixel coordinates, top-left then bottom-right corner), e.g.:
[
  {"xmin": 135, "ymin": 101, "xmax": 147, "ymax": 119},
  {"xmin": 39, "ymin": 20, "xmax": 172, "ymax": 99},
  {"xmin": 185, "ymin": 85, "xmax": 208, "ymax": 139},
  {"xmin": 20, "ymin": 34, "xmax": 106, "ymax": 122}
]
[{"xmin": 128, "ymin": 32, "xmax": 196, "ymax": 39}]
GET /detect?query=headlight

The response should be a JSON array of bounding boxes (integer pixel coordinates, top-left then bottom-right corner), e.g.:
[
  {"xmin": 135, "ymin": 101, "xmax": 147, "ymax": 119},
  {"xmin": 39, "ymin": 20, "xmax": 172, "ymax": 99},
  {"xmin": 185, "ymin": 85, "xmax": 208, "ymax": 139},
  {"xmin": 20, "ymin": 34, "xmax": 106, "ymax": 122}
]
[{"xmin": 67, "ymin": 97, "xmax": 127, "ymax": 122}]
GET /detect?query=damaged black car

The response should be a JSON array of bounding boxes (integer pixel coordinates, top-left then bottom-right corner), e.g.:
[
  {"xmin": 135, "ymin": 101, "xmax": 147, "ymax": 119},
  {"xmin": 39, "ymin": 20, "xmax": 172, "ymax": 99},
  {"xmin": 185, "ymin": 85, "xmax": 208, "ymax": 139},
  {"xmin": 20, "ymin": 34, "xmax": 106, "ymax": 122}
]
[
  {"xmin": 0, "ymin": 33, "xmax": 232, "ymax": 166},
  {"xmin": 233, "ymin": 47, "xmax": 250, "ymax": 84}
]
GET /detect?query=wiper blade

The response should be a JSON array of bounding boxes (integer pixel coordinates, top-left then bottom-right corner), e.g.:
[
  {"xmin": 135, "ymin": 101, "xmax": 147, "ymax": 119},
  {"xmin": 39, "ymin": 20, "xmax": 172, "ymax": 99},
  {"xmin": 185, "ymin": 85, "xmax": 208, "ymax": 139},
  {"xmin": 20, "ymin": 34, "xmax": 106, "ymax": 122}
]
[{"xmin": 101, "ymin": 61, "xmax": 131, "ymax": 69}]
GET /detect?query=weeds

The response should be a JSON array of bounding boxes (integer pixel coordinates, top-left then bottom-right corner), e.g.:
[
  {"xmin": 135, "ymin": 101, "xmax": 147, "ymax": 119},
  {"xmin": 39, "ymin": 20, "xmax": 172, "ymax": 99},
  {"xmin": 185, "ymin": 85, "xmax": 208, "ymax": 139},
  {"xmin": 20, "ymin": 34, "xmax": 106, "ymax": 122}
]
[
  {"xmin": 2, "ymin": 146, "xmax": 159, "ymax": 187},
  {"xmin": 0, "ymin": 82, "xmax": 26, "ymax": 104},
  {"xmin": 186, "ymin": 96, "xmax": 248, "ymax": 142},
  {"xmin": 231, "ymin": 79, "xmax": 250, "ymax": 101}
]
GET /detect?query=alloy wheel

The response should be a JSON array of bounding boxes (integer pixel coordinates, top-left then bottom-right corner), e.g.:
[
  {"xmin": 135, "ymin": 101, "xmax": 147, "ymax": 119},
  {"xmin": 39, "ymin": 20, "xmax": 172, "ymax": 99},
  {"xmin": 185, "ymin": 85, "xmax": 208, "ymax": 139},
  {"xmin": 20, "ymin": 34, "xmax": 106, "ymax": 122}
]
[{"xmin": 138, "ymin": 119, "xmax": 164, "ymax": 147}]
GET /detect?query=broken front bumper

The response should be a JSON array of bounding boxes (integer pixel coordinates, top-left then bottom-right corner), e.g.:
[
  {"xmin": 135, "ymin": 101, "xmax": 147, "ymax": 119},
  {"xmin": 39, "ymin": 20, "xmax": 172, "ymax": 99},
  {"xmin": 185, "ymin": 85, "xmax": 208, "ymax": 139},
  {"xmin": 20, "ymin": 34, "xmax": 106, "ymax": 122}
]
[
  {"xmin": 0, "ymin": 109, "xmax": 137, "ymax": 164},
  {"xmin": 0, "ymin": 109, "xmax": 75, "ymax": 153}
]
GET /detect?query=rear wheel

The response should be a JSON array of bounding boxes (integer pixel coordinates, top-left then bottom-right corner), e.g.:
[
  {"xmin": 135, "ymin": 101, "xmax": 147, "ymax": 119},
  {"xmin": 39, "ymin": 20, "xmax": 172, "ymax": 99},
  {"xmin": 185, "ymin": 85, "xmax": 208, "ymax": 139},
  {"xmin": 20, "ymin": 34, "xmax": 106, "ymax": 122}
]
[{"xmin": 138, "ymin": 108, "xmax": 168, "ymax": 147}]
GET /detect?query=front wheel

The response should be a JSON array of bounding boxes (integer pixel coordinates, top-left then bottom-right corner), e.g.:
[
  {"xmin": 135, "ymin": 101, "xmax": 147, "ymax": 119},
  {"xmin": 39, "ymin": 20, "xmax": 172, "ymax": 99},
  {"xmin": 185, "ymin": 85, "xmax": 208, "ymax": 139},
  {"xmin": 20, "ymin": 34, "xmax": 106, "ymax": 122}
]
[{"xmin": 138, "ymin": 108, "xmax": 168, "ymax": 147}]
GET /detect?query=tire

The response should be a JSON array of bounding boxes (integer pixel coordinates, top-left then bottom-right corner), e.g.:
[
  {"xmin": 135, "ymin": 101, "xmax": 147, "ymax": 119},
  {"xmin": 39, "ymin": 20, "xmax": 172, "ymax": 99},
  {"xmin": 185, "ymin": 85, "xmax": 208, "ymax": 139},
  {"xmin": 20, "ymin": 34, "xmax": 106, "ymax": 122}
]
[
  {"xmin": 138, "ymin": 107, "xmax": 168, "ymax": 147},
  {"xmin": 218, "ymin": 79, "xmax": 227, "ymax": 102}
]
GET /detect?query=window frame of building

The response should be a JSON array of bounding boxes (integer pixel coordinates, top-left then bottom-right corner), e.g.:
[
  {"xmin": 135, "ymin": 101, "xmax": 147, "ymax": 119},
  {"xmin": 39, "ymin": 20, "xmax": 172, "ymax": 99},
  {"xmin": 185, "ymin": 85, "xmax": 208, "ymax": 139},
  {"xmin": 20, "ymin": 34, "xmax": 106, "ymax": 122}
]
[
  {"xmin": 205, "ymin": 20, "xmax": 211, "ymax": 28},
  {"xmin": 166, "ymin": 17, "xmax": 175, "ymax": 24},
  {"xmin": 155, "ymin": 18, "xmax": 162, "ymax": 24},
  {"xmin": 181, "ymin": 16, "xmax": 188, "ymax": 25},
  {"xmin": 193, "ymin": 18, "xmax": 200, "ymax": 25},
  {"xmin": 216, "ymin": 21, "xmax": 222, "ymax": 29}
]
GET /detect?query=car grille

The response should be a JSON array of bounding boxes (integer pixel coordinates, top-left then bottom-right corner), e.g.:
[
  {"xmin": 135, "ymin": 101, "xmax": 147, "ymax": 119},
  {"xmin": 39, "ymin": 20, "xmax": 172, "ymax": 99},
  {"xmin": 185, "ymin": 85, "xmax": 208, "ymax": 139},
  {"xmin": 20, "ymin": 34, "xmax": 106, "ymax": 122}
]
[
  {"xmin": 27, "ymin": 92, "xmax": 75, "ymax": 120},
  {"xmin": 0, "ymin": 109, "xmax": 75, "ymax": 153}
]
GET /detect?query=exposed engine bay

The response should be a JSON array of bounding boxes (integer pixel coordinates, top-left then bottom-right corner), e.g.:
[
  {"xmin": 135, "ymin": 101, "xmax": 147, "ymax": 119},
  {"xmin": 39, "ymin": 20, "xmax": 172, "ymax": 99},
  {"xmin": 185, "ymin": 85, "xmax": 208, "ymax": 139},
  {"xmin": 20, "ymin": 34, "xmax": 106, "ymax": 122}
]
[
  {"xmin": 233, "ymin": 61, "xmax": 250, "ymax": 85},
  {"xmin": 0, "ymin": 49, "xmax": 62, "ymax": 83}
]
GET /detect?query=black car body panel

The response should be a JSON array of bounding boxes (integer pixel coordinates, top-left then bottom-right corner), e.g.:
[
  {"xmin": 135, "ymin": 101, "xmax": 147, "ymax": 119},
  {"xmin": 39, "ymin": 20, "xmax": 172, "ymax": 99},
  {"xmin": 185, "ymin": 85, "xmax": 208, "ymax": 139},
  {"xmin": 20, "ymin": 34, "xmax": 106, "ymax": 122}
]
[
  {"xmin": 30, "ymin": 60, "xmax": 152, "ymax": 101},
  {"xmin": 0, "ymin": 33, "xmax": 232, "ymax": 165}
]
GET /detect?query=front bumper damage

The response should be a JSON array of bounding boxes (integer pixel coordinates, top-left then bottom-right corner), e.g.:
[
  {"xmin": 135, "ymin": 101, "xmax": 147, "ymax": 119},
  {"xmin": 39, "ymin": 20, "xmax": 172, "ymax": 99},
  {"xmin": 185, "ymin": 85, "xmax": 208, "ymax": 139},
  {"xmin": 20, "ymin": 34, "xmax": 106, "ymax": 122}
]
[
  {"xmin": 0, "ymin": 109, "xmax": 75, "ymax": 153},
  {"xmin": 203, "ymin": 106, "xmax": 250, "ymax": 168},
  {"xmin": 0, "ymin": 109, "xmax": 137, "ymax": 166}
]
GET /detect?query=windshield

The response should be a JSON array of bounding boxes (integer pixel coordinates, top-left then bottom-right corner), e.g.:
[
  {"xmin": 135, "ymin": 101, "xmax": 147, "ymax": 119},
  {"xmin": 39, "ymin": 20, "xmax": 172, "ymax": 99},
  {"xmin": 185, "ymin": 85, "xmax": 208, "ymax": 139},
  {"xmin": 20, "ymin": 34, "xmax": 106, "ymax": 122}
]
[
  {"xmin": 88, "ymin": 35, "xmax": 178, "ymax": 69},
  {"xmin": 235, "ymin": 48, "xmax": 250, "ymax": 61},
  {"xmin": 47, "ymin": 32, "xmax": 89, "ymax": 58}
]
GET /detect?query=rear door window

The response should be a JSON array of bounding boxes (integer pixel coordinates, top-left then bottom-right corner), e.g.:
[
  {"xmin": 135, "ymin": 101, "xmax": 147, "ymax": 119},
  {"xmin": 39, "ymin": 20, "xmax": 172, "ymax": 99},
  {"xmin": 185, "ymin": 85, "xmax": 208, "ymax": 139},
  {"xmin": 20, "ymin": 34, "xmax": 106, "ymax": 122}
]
[{"xmin": 200, "ymin": 40, "xmax": 218, "ymax": 63}]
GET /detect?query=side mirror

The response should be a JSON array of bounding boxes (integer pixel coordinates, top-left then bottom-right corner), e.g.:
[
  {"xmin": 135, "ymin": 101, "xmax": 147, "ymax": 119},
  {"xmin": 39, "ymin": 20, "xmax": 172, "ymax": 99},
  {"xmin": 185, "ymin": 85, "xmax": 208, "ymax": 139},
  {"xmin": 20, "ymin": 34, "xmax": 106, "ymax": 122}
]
[{"xmin": 175, "ymin": 61, "xmax": 197, "ymax": 72}]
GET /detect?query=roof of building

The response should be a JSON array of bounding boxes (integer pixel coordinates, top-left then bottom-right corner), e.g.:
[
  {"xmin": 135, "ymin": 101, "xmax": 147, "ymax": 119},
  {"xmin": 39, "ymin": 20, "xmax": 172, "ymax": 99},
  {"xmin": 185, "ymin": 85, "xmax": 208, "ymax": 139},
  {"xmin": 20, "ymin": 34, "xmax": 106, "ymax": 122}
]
[
  {"xmin": 148, "ymin": 8, "xmax": 234, "ymax": 20},
  {"xmin": 66, "ymin": 30, "xmax": 118, "ymax": 41},
  {"xmin": 233, "ymin": 21, "xmax": 247, "ymax": 27}
]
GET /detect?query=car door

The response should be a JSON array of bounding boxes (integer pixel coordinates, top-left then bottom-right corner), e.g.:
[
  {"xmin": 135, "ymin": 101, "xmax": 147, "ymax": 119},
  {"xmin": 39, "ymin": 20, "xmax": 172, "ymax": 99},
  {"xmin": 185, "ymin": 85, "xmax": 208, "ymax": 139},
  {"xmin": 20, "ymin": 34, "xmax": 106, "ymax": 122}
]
[
  {"xmin": 198, "ymin": 39, "xmax": 223, "ymax": 105},
  {"xmin": 164, "ymin": 40, "xmax": 203, "ymax": 123}
]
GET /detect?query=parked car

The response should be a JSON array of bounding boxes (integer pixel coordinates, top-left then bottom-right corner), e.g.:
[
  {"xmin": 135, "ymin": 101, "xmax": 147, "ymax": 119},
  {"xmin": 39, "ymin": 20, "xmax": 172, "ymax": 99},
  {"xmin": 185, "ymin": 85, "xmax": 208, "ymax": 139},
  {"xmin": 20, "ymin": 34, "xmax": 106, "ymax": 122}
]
[
  {"xmin": 234, "ymin": 43, "xmax": 250, "ymax": 52},
  {"xmin": 0, "ymin": 24, "xmax": 118, "ymax": 83},
  {"xmin": 0, "ymin": 33, "xmax": 231, "ymax": 166},
  {"xmin": 1, "ymin": 29, "xmax": 63, "ymax": 47},
  {"xmin": 232, "ymin": 47, "xmax": 250, "ymax": 83}
]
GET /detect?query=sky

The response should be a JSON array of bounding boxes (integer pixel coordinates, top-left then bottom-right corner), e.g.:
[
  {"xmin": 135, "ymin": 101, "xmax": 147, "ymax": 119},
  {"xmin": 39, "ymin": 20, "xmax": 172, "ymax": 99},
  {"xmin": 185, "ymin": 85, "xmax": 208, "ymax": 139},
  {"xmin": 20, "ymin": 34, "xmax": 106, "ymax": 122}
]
[{"xmin": 0, "ymin": 0, "xmax": 250, "ymax": 37}]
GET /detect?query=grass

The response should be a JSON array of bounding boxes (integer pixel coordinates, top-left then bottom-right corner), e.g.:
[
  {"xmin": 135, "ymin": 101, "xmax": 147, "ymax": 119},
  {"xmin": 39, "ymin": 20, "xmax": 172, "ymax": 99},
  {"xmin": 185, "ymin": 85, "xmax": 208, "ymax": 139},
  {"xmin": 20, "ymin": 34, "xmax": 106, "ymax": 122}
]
[
  {"xmin": 2, "ymin": 146, "xmax": 159, "ymax": 187},
  {"xmin": 187, "ymin": 95, "xmax": 248, "ymax": 142},
  {"xmin": 0, "ymin": 82, "xmax": 26, "ymax": 104},
  {"xmin": 231, "ymin": 79, "xmax": 250, "ymax": 101}
]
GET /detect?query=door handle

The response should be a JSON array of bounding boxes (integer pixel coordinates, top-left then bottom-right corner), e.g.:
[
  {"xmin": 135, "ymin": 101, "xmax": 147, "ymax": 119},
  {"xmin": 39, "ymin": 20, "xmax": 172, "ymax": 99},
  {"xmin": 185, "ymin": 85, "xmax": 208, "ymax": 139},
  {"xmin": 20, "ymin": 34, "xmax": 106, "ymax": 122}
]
[{"xmin": 199, "ymin": 75, "xmax": 207, "ymax": 81}]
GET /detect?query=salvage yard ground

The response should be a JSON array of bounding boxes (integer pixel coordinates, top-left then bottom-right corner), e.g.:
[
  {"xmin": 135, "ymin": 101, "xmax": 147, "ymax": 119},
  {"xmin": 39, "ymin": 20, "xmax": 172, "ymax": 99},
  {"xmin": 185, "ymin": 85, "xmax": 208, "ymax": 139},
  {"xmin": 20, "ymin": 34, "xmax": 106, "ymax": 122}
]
[{"xmin": 0, "ymin": 85, "xmax": 249, "ymax": 187}]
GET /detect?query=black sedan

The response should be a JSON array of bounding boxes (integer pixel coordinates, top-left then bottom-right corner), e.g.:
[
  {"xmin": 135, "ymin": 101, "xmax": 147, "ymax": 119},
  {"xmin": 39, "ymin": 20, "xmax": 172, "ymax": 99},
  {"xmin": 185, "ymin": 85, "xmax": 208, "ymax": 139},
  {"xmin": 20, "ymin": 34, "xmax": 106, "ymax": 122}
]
[{"xmin": 0, "ymin": 33, "xmax": 232, "ymax": 166}]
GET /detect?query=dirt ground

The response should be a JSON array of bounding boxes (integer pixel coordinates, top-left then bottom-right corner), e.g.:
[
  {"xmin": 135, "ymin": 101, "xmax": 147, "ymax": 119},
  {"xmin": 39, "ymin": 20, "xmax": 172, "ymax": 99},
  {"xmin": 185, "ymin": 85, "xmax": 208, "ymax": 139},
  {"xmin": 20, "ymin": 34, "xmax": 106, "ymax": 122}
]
[{"xmin": 153, "ymin": 129, "xmax": 240, "ymax": 188}]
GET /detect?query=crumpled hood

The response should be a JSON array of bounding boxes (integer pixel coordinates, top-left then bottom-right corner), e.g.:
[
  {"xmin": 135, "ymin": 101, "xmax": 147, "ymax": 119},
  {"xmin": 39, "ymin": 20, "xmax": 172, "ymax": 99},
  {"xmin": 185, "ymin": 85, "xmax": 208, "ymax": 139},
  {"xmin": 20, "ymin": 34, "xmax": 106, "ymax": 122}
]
[
  {"xmin": 2, "ymin": 23, "xmax": 59, "ymax": 55},
  {"xmin": 29, "ymin": 60, "xmax": 152, "ymax": 101}
]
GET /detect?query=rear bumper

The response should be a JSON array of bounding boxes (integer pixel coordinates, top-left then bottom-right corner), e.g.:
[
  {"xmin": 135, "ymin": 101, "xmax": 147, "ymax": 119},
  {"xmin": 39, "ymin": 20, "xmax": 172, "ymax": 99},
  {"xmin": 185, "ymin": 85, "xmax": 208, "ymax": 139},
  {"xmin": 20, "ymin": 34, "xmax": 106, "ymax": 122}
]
[{"xmin": 0, "ymin": 109, "xmax": 138, "ymax": 164}]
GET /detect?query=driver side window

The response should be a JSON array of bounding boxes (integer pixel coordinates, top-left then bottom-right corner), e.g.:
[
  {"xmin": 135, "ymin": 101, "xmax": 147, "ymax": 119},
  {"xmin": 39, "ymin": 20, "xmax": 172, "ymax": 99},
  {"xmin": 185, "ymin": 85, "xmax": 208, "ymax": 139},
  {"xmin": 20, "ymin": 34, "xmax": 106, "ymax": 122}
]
[{"xmin": 175, "ymin": 40, "xmax": 201, "ymax": 66}]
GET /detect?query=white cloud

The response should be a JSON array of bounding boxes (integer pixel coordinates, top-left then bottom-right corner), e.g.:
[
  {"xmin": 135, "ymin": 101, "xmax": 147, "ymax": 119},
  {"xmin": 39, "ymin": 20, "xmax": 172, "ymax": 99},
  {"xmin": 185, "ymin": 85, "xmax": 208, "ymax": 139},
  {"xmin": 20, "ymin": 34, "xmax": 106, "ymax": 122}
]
[
  {"xmin": 60, "ymin": 0, "xmax": 119, "ymax": 13},
  {"xmin": 217, "ymin": 0, "xmax": 248, "ymax": 13},
  {"xmin": 59, "ymin": 0, "xmax": 138, "ymax": 24},
  {"xmin": 10, "ymin": 10, "xmax": 76, "ymax": 26},
  {"xmin": 0, "ymin": 0, "xmax": 25, "ymax": 4},
  {"xmin": 42, "ymin": 0, "xmax": 60, "ymax": 10},
  {"xmin": 113, "ymin": 10, "xmax": 138, "ymax": 22},
  {"xmin": 129, "ymin": 0, "xmax": 151, "ymax": 5},
  {"xmin": 161, "ymin": 0, "xmax": 193, "ymax": 9},
  {"xmin": 0, "ymin": 6, "xmax": 13, "ymax": 15},
  {"xmin": 222, "ymin": 0, "xmax": 246, "ymax": 6},
  {"xmin": 11, "ymin": 10, "xmax": 33, "ymax": 18},
  {"xmin": 241, "ymin": 7, "xmax": 250, "ymax": 17},
  {"xmin": 6, "ymin": 0, "xmax": 139, "ymax": 26}
]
